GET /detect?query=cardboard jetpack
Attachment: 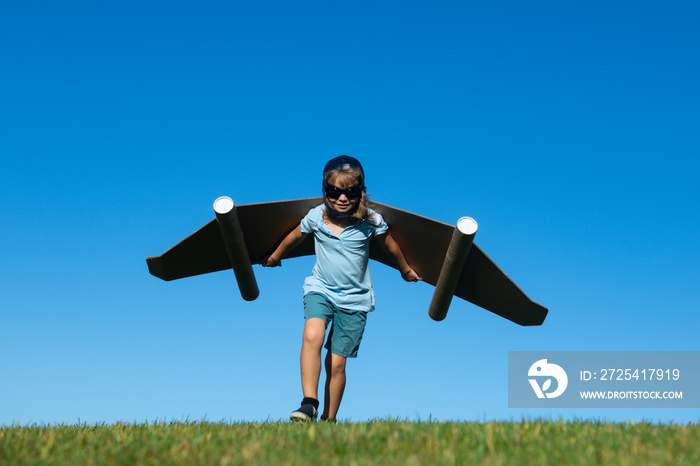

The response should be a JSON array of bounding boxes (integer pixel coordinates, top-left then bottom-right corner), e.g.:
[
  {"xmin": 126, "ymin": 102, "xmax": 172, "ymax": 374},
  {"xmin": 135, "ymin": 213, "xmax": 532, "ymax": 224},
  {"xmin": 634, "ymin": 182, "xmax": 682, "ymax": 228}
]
[{"xmin": 146, "ymin": 197, "xmax": 548, "ymax": 326}]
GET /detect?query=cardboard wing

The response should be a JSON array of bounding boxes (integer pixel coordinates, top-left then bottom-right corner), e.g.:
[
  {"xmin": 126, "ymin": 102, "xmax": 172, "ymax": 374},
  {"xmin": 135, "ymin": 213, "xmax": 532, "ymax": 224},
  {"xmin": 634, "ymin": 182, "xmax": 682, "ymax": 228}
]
[{"xmin": 146, "ymin": 197, "xmax": 548, "ymax": 326}]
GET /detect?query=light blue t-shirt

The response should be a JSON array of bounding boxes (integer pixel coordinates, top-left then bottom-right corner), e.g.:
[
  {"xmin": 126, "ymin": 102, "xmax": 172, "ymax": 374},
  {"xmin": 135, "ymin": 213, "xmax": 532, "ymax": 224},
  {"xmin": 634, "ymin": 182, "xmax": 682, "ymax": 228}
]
[{"xmin": 300, "ymin": 204, "xmax": 389, "ymax": 312}]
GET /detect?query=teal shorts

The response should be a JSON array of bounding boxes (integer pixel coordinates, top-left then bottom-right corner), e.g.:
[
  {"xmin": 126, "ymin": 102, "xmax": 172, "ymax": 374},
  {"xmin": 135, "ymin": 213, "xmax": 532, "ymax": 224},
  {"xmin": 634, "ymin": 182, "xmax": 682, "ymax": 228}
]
[{"xmin": 303, "ymin": 292, "xmax": 368, "ymax": 358}]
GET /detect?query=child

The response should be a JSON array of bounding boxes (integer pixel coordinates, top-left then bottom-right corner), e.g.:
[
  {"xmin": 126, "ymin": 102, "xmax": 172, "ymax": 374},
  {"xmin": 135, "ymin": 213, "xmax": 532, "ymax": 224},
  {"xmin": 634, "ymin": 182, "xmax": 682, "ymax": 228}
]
[{"xmin": 262, "ymin": 155, "xmax": 421, "ymax": 422}]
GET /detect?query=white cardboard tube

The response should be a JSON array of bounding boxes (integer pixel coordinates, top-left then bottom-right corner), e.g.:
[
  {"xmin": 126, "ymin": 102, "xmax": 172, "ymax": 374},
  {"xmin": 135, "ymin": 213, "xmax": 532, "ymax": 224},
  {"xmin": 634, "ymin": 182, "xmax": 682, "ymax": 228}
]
[
  {"xmin": 213, "ymin": 196, "xmax": 260, "ymax": 301},
  {"xmin": 428, "ymin": 217, "xmax": 478, "ymax": 321}
]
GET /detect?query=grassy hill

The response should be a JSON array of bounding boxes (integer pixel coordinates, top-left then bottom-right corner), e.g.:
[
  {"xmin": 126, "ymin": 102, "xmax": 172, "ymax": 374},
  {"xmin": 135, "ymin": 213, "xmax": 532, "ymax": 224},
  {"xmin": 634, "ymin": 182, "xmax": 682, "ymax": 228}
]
[{"xmin": 2, "ymin": 419, "xmax": 698, "ymax": 465}]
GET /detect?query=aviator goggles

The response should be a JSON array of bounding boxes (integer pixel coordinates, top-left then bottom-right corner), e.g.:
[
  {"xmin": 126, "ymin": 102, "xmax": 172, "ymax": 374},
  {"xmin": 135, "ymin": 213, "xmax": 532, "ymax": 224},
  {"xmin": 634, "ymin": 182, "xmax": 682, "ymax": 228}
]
[{"xmin": 323, "ymin": 183, "xmax": 364, "ymax": 200}]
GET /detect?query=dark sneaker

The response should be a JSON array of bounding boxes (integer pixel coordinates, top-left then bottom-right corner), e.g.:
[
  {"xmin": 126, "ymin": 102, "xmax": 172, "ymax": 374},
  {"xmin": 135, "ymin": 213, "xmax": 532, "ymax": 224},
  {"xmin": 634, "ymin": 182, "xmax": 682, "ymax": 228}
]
[{"xmin": 290, "ymin": 403, "xmax": 318, "ymax": 422}]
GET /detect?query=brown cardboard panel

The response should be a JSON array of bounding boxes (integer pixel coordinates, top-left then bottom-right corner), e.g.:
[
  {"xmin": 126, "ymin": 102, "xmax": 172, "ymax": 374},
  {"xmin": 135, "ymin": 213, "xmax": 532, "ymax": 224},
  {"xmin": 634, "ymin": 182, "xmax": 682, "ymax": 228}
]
[
  {"xmin": 146, "ymin": 198, "xmax": 320, "ymax": 281},
  {"xmin": 146, "ymin": 198, "xmax": 547, "ymax": 326},
  {"xmin": 368, "ymin": 201, "xmax": 547, "ymax": 326}
]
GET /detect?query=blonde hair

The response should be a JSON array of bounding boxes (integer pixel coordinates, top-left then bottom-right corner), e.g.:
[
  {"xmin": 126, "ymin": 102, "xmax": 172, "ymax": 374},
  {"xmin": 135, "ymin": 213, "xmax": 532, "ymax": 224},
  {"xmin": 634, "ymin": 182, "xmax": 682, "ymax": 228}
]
[{"xmin": 323, "ymin": 168, "xmax": 373, "ymax": 222}]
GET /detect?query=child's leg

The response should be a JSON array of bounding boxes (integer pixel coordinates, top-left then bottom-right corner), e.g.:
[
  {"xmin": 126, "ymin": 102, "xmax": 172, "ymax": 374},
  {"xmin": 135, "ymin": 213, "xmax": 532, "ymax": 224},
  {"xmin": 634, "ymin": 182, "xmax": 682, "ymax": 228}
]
[
  {"xmin": 300, "ymin": 317, "xmax": 327, "ymax": 400},
  {"xmin": 321, "ymin": 351, "xmax": 347, "ymax": 421}
]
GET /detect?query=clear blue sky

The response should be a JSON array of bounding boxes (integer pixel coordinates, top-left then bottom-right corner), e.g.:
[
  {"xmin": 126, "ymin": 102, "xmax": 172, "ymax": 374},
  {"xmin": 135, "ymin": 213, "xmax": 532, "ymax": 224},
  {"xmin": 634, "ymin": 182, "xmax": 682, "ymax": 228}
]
[{"xmin": 2, "ymin": 0, "xmax": 698, "ymax": 425}]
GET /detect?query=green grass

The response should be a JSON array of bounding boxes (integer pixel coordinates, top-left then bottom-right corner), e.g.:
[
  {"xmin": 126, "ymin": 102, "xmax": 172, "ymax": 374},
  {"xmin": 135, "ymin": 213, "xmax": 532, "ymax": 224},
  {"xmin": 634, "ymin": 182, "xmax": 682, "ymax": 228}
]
[{"xmin": 2, "ymin": 419, "xmax": 699, "ymax": 465}]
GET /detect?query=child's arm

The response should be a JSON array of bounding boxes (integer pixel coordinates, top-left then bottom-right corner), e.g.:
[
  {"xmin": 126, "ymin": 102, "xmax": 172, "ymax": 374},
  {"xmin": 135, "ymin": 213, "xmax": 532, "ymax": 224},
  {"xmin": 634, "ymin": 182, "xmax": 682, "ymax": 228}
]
[
  {"xmin": 261, "ymin": 225, "xmax": 308, "ymax": 267},
  {"xmin": 376, "ymin": 232, "xmax": 422, "ymax": 282}
]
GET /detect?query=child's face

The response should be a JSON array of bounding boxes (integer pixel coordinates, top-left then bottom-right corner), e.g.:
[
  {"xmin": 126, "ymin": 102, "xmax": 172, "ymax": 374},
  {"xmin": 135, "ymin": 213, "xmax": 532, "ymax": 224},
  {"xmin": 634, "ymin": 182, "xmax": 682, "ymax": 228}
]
[{"xmin": 325, "ymin": 173, "xmax": 362, "ymax": 215}]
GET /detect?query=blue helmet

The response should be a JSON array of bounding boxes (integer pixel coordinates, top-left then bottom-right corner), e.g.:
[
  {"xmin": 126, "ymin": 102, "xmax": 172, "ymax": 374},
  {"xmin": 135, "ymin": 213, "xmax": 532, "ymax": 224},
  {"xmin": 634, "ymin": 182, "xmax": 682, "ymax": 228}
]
[{"xmin": 322, "ymin": 155, "xmax": 365, "ymax": 189}]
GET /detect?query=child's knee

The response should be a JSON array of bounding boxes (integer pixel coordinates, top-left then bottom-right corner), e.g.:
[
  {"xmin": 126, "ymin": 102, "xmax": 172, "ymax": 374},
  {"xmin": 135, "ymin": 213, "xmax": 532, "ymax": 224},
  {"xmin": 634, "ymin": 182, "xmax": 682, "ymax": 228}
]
[
  {"xmin": 329, "ymin": 355, "xmax": 347, "ymax": 374},
  {"xmin": 303, "ymin": 319, "xmax": 326, "ymax": 346}
]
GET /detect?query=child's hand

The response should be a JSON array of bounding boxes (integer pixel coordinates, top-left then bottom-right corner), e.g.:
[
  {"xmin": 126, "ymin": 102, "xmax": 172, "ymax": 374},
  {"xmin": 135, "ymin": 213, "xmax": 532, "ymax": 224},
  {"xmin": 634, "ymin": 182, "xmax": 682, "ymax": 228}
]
[
  {"xmin": 401, "ymin": 268, "xmax": 421, "ymax": 283},
  {"xmin": 261, "ymin": 255, "xmax": 281, "ymax": 267}
]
